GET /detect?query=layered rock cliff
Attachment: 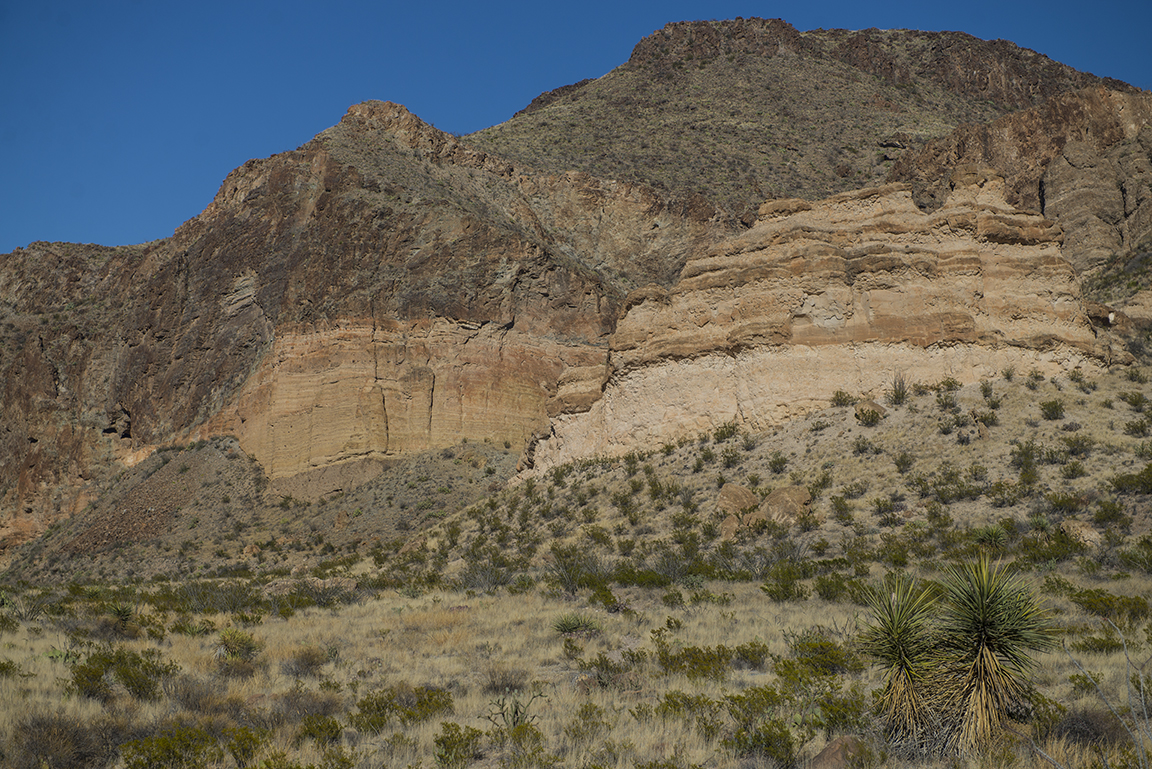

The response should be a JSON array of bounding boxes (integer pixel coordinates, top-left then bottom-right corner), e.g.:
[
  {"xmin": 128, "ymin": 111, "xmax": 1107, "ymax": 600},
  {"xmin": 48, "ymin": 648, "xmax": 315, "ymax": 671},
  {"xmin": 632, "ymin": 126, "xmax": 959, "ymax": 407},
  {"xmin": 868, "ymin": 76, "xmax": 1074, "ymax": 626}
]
[
  {"xmin": 0, "ymin": 26, "xmax": 1145, "ymax": 552},
  {"xmin": 0, "ymin": 102, "xmax": 732, "ymax": 540},
  {"xmin": 529, "ymin": 169, "xmax": 1113, "ymax": 470}
]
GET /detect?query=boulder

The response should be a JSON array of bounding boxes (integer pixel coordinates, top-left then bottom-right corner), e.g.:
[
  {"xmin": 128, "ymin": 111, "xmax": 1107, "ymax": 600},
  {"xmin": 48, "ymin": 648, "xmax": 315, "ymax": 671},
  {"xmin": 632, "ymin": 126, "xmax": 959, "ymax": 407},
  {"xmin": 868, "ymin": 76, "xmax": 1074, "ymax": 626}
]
[
  {"xmin": 760, "ymin": 486, "xmax": 812, "ymax": 524},
  {"xmin": 717, "ymin": 484, "xmax": 759, "ymax": 516},
  {"xmin": 1061, "ymin": 519, "xmax": 1101, "ymax": 549},
  {"xmin": 720, "ymin": 514, "xmax": 741, "ymax": 541},
  {"xmin": 810, "ymin": 735, "xmax": 868, "ymax": 769}
]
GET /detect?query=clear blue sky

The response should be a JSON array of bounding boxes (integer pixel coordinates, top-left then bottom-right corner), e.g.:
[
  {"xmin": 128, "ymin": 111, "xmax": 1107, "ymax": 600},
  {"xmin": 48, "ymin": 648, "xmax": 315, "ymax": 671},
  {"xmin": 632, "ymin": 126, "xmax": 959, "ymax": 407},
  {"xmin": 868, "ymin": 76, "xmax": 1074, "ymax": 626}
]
[{"xmin": 2, "ymin": 0, "xmax": 1148, "ymax": 253}]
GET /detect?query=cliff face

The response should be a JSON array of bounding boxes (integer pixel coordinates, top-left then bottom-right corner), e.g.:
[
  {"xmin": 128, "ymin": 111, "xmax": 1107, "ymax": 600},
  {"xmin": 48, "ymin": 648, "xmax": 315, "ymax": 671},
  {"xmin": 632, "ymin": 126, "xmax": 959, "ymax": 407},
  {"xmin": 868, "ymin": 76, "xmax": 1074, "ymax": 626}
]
[
  {"xmin": 529, "ymin": 169, "xmax": 1114, "ymax": 471},
  {"xmin": 891, "ymin": 87, "xmax": 1152, "ymax": 270},
  {"xmin": 0, "ymin": 102, "xmax": 732, "ymax": 539},
  {"xmin": 0, "ymin": 31, "xmax": 1144, "ymax": 551}
]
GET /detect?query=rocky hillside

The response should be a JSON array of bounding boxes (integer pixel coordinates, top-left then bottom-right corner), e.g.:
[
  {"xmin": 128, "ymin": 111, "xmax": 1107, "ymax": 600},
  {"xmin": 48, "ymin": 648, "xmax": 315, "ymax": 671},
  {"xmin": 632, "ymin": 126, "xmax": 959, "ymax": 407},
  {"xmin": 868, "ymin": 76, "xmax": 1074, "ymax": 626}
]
[
  {"xmin": 467, "ymin": 18, "xmax": 1135, "ymax": 220},
  {"xmin": 0, "ymin": 18, "xmax": 1149, "ymax": 560}
]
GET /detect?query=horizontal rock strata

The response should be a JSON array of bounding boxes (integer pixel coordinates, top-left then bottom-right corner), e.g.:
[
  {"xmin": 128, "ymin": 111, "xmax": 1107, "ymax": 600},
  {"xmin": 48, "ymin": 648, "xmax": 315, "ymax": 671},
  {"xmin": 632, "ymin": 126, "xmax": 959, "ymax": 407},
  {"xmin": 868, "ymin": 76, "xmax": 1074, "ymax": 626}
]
[{"xmin": 529, "ymin": 171, "xmax": 1112, "ymax": 471}]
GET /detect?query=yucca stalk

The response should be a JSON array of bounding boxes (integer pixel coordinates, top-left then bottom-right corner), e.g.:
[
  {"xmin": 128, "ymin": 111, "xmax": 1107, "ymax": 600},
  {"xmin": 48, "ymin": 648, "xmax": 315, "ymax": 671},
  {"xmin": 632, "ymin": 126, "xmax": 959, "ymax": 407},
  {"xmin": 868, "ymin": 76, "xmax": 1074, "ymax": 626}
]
[
  {"xmin": 935, "ymin": 556, "xmax": 1056, "ymax": 754},
  {"xmin": 860, "ymin": 573, "xmax": 938, "ymax": 748}
]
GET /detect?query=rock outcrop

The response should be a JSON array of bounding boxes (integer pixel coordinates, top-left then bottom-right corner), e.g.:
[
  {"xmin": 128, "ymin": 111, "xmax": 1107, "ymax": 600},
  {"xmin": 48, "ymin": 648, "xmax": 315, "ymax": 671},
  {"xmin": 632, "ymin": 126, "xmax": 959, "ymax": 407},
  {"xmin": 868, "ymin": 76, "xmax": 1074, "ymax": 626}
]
[
  {"xmin": 891, "ymin": 87, "xmax": 1152, "ymax": 270},
  {"xmin": 529, "ymin": 170, "xmax": 1112, "ymax": 470},
  {"xmin": 0, "ymin": 102, "xmax": 732, "ymax": 538}
]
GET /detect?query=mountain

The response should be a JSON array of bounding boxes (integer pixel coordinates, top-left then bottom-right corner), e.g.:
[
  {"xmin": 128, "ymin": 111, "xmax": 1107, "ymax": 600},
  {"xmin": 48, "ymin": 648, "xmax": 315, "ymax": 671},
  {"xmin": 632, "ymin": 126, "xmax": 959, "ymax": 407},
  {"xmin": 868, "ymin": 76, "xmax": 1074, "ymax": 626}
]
[
  {"xmin": 466, "ymin": 18, "xmax": 1135, "ymax": 220},
  {"xmin": 0, "ymin": 18, "xmax": 1149, "ymax": 564}
]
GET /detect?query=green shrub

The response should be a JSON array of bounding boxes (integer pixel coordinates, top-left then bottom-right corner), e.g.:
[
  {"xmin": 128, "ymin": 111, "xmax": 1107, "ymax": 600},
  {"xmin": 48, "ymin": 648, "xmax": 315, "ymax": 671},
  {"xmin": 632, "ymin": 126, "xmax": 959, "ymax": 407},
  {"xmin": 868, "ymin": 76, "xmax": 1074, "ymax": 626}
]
[
  {"xmin": 294, "ymin": 714, "xmax": 342, "ymax": 747},
  {"xmin": 760, "ymin": 561, "xmax": 812, "ymax": 602},
  {"xmin": 1040, "ymin": 399, "xmax": 1066, "ymax": 420},
  {"xmin": 713, "ymin": 420, "xmax": 738, "ymax": 442},
  {"xmin": 223, "ymin": 726, "xmax": 270, "ymax": 769},
  {"xmin": 349, "ymin": 684, "xmax": 454, "ymax": 733},
  {"xmin": 69, "ymin": 646, "xmax": 179, "ymax": 702},
  {"xmin": 121, "ymin": 723, "xmax": 223, "ymax": 769},
  {"xmin": 1118, "ymin": 535, "xmax": 1152, "ymax": 572},
  {"xmin": 831, "ymin": 390, "xmax": 857, "ymax": 407},
  {"xmin": 1067, "ymin": 587, "xmax": 1150, "ymax": 626},
  {"xmin": 1124, "ymin": 418, "xmax": 1150, "ymax": 437},
  {"xmin": 1112, "ymin": 463, "xmax": 1152, "ymax": 494},
  {"xmin": 857, "ymin": 408, "xmax": 882, "ymax": 426},
  {"xmin": 768, "ymin": 451, "xmax": 788, "ymax": 474},
  {"xmin": 434, "ymin": 722, "xmax": 484, "ymax": 769}
]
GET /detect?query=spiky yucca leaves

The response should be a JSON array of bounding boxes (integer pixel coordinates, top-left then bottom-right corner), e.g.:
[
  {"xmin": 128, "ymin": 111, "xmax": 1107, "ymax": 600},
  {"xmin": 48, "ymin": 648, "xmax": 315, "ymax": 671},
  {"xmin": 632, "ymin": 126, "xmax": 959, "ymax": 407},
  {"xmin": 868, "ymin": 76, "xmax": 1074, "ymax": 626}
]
[
  {"xmin": 935, "ymin": 557, "xmax": 1056, "ymax": 754},
  {"xmin": 860, "ymin": 573, "xmax": 939, "ymax": 750}
]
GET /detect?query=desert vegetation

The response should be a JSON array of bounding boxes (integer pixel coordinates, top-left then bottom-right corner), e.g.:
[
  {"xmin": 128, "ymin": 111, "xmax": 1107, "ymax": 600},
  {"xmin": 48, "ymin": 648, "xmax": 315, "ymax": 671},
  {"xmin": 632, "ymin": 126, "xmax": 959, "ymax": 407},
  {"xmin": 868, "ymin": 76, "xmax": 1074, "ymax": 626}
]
[{"xmin": 5, "ymin": 355, "xmax": 1152, "ymax": 768}]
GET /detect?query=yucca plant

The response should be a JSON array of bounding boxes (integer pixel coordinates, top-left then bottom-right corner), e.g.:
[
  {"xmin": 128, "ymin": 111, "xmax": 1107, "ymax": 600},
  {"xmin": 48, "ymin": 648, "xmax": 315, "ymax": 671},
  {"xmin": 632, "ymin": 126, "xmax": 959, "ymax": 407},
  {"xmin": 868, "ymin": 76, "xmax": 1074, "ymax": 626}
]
[
  {"xmin": 860, "ymin": 573, "xmax": 938, "ymax": 751},
  {"xmin": 934, "ymin": 557, "xmax": 1056, "ymax": 754}
]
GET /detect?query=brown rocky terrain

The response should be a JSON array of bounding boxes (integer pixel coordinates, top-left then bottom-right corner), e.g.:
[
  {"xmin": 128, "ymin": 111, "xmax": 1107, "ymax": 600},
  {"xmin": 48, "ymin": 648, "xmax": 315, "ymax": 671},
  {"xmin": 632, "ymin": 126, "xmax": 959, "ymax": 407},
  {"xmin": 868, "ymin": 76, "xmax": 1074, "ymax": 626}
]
[
  {"xmin": 890, "ymin": 86, "xmax": 1152, "ymax": 270},
  {"xmin": 468, "ymin": 18, "xmax": 1134, "ymax": 219},
  {"xmin": 0, "ymin": 19, "xmax": 1149, "ymax": 564},
  {"xmin": 0, "ymin": 101, "xmax": 732, "ymax": 547}
]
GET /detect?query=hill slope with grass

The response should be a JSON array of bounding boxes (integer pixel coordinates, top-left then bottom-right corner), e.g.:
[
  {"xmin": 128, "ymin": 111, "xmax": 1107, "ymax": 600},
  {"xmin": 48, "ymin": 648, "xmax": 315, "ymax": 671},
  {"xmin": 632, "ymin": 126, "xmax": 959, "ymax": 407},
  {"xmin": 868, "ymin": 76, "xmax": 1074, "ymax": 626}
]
[{"xmin": 467, "ymin": 18, "xmax": 1135, "ymax": 219}]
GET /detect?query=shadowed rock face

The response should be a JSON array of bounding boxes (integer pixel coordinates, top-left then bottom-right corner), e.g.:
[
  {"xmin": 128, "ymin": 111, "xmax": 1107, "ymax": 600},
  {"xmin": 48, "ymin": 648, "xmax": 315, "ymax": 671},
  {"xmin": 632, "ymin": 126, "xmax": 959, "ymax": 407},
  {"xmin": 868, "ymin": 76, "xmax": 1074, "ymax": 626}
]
[
  {"xmin": 890, "ymin": 87, "xmax": 1152, "ymax": 270},
  {"xmin": 528, "ymin": 171, "xmax": 1118, "ymax": 471},
  {"xmin": 0, "ymin": 102, "xmax": 732, "ymax": 540}
]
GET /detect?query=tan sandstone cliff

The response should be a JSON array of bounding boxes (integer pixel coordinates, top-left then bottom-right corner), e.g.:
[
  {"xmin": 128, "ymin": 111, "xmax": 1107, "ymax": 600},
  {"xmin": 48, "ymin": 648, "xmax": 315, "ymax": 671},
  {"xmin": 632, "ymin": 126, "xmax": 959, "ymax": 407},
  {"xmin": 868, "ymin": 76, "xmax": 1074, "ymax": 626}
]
[{"xmin": 528, "ymin": 168, "xmax": 1117, "ymax": 471}]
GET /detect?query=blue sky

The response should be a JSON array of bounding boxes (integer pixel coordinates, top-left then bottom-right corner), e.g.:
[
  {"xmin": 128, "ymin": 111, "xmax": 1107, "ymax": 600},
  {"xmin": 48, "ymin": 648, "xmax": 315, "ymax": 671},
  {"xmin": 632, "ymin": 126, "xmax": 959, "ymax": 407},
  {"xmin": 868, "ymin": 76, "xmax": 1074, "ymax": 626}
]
[{"xmin": 2, "ymin": 0, "xmax": 1149, "ymax": 253}]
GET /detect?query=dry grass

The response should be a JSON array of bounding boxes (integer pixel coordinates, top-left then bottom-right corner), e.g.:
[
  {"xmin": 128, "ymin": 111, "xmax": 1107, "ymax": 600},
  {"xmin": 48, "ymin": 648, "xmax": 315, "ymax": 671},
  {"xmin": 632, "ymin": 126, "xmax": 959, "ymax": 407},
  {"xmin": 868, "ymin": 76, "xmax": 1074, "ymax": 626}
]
[{"xmin": 5, "ymin": 358, "xmax": 1152, "ymax": 766}]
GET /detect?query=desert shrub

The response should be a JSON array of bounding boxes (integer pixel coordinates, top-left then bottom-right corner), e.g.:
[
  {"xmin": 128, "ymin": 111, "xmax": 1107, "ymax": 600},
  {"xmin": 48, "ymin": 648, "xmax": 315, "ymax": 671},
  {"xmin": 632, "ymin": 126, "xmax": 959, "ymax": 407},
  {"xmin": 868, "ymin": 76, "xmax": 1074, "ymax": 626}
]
[
  {"xmin": 1040, "ymin": 399, "xmax": 1065, "ymax": 420},
  {"xmin": 1062, "ymin": 433, "xmax": 1095, "ymax": 457},
  {"xmin": 69, "ymin": 645, "xmax": 179, "ymax": 702},
  {"xmin": 814, "ymin": 571, "xmax": 852, "ymax": 602},
  {"xmin": 857, "ymin": 408, "xmax": 882, "ymax": 426},
  {"xmin": 733, "ymin": 640, "xmax": 772, "ymax": 670},
  {"xmin": 887, "ymin": 372, "xmax": 909, "ymax": 406},
  {"xmin": 1118, "ymin": 535, "xmax": 1152, "ymax": 572},
  {"xmin": 223, "ymin": 726, "xmax": 270, "ymax": 769},
  {"xmin": 1051, "ymin": 707, "xmax": 1129, "ymax": 746},
  {"xmin": 760, "ymin": 560, "xmax": 812, "ymax": 602},
  {"xmin": 768, "ymin": 451, "xmax": 789, "ymax": 474},
  {"xmin": 722, "ymin": 686, "xmax": 796, "ymax": 765},
  {"xmin": 831, "ymin": 390, "xmax": 857, "ymax": 407},
  {"xmin": 830, "ymin": 496, "xmax": 852, "ymax": 524},
  {"xmin": 349, "ymin": 683, "xmax": 454, "ymax": 733},
  {"xmin": 1093, "ymin": 499, "xmax": 1131, "ymax": 530},
  {"xmin": 1125, "ymin": 418, "xmax": 1150, "ymax": 437},
  {"xmin": 7, "ymin": 710, "xmax": 116, "ymax": 769},
  {"xmin": 1069, "ymin": 628, "xmax": 1126, "ymax": 654},
  {"xmin": 651, "ymin": 628, "xmax": 733, "ymax": 681},
  {"xmin": 786, "ymin": 626, "xmax": 864, "ymax": 675},
  {"xmin": 713, "ymin": 420, "xmax": 738, "ymax": 442},
  {"xmin": 1120, "ymin": 391, "xmax": 1149, "ymax": 411},
  {"xmin": 281, "ymin": 645, "xmax": 330, "ymax": 678},
  {"xmin": 653, "ymin": 691, "xmax": 723, "ymax": 740},
  {"xmin": 973, "ymin": 409, "xmax": 999, "ymax": 427},
  {"xmin": 1112, "ymin": 462, "xmax": 1152, "ymax": 494},
  {"xmin": 545, "ymin": 543, "xmax": 606, "ymax": 594},
  {"xmin": 121, "ymin": 723, "xmax": 223, "ymax": 769},
  {"xmin": 1067, "ymin": 587, "xmax": 1150, "ymax": 626},
  {"xmin": 434, "ymin": 721, "xmax": 484, "ymax": 769}
]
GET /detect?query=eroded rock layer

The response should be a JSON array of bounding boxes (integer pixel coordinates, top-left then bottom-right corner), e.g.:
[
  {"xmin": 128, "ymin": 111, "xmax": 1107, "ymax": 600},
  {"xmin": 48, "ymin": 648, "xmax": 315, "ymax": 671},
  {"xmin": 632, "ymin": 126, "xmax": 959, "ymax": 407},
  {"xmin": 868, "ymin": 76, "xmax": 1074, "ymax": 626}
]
[{"xmin": 529, "ymin": 171, "xmax": 1111, "ymax": 470}]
